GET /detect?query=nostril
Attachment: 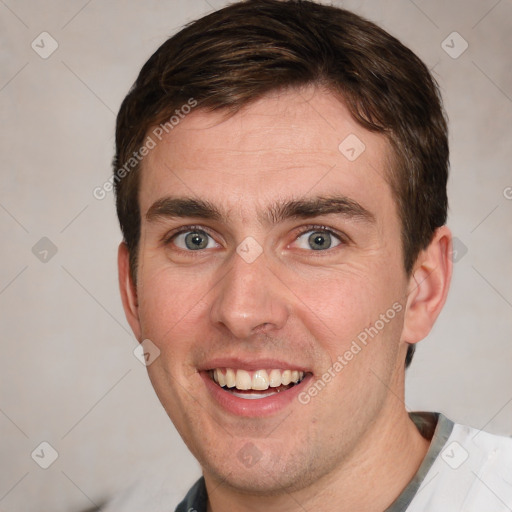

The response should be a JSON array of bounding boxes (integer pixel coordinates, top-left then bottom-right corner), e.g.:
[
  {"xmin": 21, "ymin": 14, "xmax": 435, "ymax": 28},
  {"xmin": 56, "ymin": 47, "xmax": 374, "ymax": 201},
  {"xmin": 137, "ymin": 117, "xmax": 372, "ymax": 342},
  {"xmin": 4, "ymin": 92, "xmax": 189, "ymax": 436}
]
[{"xmin": 253, "ymin": 322, "xmax": 271, "ymax": 333}]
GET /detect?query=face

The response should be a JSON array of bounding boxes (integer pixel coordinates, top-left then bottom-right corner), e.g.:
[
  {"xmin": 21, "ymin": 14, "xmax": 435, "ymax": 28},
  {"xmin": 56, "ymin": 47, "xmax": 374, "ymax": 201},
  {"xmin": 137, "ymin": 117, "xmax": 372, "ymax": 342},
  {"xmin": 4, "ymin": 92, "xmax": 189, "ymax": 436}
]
[{"xmin": 121, "ymin": 87, "xmax": 416, "ymax": 494}]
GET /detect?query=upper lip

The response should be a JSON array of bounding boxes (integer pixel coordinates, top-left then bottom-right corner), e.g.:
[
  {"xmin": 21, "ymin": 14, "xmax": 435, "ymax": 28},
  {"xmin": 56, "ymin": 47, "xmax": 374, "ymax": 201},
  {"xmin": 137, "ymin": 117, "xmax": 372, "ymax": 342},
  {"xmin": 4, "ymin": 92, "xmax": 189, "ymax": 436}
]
[{"xmin": 197, "ymin": 357, "xmax": 311, "ymax": 373}]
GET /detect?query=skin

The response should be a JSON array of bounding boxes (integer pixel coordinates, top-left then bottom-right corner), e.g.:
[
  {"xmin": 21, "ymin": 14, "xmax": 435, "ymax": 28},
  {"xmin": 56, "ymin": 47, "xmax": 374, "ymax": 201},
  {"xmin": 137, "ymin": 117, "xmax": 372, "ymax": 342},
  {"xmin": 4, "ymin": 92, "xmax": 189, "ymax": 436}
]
[{"xmin": 119, "ymin": 86, "xmax": 452, "ymax": 511}]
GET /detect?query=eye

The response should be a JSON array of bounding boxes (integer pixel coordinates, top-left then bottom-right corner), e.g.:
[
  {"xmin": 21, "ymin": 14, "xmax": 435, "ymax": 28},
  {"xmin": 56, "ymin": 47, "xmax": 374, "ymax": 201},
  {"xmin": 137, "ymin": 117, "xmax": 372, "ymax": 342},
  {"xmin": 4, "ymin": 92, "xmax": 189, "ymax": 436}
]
[
  {"xmin": 293, "ymin": 229, "xmax": 342, "ymax": 251},
  {"xmin": 171, "ymin": 229, "xmax": 218, "ymax": 251}
]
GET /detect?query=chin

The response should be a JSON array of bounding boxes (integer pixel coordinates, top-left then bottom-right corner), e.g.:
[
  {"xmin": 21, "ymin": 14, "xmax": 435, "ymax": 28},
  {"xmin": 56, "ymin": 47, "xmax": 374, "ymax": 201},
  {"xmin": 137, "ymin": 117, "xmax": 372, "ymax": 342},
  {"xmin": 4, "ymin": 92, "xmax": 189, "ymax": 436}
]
[{"xmin": 199, "ymin": 436, "xmax": 333, "ymax": 496}]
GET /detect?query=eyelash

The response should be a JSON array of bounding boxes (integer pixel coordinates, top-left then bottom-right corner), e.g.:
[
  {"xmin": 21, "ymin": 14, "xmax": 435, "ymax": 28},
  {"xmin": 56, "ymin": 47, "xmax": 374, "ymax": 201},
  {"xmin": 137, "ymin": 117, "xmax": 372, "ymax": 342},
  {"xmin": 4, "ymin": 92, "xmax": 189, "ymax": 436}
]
[
  {"xmin": 162, "ymin": 225, "xmax": 214, "ymax": 246},
  {"xmin": 162, "ymin": 224, "xmax": 348, "ymax": 251},
  {"xmin": 293, "ymin": 224, "xmax": 348, "ymax": 245}
]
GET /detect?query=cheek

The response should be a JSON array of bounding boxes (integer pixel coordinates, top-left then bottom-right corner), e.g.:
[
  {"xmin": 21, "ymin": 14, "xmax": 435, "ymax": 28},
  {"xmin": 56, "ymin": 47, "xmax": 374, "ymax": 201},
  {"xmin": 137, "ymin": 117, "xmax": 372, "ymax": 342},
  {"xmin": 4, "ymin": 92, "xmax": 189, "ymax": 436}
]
[
  {"xmin": 285, "ymin": 269, "xmax": 407, "ymax": 390},
  {"xmin": 286, "ymin": 263, "xmax": 403, "ymax": 340},
  {"xmin": 136, "ymin": 264, "xmax": 212, "ymax": 348}
]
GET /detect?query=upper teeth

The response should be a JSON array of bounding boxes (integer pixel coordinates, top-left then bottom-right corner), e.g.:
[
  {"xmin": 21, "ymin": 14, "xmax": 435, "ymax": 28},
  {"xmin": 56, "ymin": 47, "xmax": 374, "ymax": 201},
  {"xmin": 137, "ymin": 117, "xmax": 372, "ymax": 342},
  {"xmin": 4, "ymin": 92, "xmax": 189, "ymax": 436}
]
[{"xmin": 212, "ymin": 368, "xmax": 305, "ymax": 391}]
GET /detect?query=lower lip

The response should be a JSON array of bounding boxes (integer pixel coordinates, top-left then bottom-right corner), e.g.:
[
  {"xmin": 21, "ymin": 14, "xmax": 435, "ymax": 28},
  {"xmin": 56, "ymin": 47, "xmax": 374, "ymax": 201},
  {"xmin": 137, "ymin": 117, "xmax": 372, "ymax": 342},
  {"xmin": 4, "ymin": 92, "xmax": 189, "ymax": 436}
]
[{"xmin": 200, "ymin": 372, "xmax": 312, "ymax": 417}]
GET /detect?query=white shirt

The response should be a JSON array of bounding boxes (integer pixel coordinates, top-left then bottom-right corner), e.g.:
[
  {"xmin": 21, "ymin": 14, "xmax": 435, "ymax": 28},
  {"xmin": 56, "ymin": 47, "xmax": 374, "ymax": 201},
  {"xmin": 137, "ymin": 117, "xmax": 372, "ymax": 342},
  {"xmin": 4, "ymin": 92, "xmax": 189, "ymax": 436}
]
[{"xmin": 398, "ymin": 413, "xmax": 512, "ymax": 511}]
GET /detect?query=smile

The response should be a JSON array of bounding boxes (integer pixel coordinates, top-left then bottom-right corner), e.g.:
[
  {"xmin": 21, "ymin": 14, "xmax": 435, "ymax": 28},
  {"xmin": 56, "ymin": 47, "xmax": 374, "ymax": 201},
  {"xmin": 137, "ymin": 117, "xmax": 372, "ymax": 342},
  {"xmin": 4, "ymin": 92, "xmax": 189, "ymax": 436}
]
[{"xmin": 209, "ymin": 368, "xmax": 306, "ymax": 399}]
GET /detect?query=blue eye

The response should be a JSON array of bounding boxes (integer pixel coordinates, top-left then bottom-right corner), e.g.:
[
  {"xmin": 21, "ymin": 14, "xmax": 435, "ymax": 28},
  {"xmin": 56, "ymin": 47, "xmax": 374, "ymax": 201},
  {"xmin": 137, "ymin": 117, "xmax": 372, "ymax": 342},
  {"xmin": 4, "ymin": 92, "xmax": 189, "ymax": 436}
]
[
  {"xmin": 294, "ymin": 229, "xmax": 342, "ymax": 251},
  {"xmin": 172, "ymin": 229, "xmax": 218, "ymax": 250}
]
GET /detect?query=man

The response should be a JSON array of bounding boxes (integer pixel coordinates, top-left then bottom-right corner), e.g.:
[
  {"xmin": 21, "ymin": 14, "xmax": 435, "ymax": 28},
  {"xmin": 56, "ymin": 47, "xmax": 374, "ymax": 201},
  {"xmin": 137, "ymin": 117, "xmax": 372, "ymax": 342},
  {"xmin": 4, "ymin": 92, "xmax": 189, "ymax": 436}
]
[{"xmin": 111, "ymin": 0, "xmax": 512, "ymax": 510}]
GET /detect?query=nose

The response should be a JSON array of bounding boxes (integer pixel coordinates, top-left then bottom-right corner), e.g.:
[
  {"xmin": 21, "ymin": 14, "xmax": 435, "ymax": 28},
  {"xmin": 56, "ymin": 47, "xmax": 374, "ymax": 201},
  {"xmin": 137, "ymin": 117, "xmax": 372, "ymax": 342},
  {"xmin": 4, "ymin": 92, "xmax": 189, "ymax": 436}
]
[{"xmin": 209, "ymin": 248, "xmax": 290, "ymax": 339}]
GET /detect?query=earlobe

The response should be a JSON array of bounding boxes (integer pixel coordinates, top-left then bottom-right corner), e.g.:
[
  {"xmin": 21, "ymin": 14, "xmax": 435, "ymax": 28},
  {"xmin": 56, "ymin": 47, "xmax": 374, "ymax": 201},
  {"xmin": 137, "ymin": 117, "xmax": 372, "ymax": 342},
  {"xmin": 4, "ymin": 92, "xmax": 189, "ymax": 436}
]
[
  {"xmin": 401, "ymin": 226, "xmax": 453, "ymax": 344},
  {"xmin": 118, "ymin": 242, "xmax": 142, "ymax": 341}
]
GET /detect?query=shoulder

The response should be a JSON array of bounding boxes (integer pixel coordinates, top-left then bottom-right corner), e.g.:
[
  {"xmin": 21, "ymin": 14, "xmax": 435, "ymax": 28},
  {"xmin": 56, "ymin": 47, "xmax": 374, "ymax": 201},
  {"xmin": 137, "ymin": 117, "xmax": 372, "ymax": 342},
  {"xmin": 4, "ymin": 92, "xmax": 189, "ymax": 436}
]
[{"xmin": 408, "ymin": 417, "xmax": 512, "ymax": 511}]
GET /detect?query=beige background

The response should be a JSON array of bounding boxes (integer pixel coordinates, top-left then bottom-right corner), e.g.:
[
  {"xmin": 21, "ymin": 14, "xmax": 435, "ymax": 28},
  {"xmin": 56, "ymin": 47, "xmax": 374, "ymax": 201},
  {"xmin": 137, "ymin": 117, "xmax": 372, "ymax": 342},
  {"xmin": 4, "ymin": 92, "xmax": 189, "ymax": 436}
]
[{"xmin": 0, "ymin": 0, "xmax": 511, "ymax": 510}]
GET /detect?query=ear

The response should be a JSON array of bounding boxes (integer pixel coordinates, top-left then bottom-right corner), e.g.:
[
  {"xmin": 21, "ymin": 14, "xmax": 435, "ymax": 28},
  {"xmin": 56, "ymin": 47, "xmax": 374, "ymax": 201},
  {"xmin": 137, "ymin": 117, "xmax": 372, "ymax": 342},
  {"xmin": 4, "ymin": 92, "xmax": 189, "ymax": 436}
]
[
  {"xmin": 118, "ymin": 242, "xmax": 142, "ymax": 341},
  {"xmin": 401, "ymin": 226, "xmax": 453, "ymax": 344}
]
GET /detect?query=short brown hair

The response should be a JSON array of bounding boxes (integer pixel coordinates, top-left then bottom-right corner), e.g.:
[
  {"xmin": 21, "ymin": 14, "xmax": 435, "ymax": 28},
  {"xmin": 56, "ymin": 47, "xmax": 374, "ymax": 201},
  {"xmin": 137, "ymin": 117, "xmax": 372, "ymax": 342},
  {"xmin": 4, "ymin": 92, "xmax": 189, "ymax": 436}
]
[{"xmin": 113, "ymin": 0, "xmax": 449, "ymax": 367}]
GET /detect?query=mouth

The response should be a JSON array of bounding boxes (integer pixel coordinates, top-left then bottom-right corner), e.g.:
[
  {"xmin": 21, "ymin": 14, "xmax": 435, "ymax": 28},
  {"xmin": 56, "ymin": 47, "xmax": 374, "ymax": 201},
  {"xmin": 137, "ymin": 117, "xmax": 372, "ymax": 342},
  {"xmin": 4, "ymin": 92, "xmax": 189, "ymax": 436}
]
[
  {"xmin": 199, "ymin": 358, "xmax": 312, "ymax": 416},
  {"xmin": 209, "ymin": 368, "xmax": 306, "ymax": 400}
]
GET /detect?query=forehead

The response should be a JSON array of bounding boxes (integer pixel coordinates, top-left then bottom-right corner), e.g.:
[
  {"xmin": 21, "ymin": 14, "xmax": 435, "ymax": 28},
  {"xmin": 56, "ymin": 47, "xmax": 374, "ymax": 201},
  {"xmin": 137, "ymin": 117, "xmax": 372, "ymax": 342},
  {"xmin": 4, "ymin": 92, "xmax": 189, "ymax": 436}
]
[{"xmin": 139, "ymin": 87, "xmax": 395, "ymax": 221}]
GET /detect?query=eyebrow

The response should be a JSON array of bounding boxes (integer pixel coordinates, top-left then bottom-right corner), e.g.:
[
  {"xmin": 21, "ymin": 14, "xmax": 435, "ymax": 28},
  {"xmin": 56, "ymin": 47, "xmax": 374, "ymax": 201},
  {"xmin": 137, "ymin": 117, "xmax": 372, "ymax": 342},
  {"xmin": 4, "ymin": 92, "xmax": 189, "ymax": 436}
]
[
  {"xmin": 146, "ymin": 197, "xmax": 221, "ymax": 222},
  {"xmin": 145, "ymin": 195, "xmax": 375, "ymax": 225},
  {"xmin": 267, "ymin": 196, "xmax": 375, "ymax": 224}
]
